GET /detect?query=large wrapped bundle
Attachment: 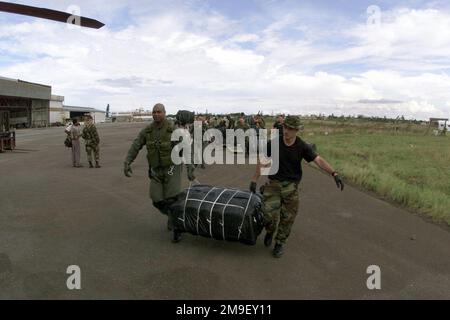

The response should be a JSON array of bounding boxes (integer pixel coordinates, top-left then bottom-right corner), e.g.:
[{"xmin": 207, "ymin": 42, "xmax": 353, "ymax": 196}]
[{"xmin": 169, "ymin": 185, "xmax": 265, "ymax": 245}]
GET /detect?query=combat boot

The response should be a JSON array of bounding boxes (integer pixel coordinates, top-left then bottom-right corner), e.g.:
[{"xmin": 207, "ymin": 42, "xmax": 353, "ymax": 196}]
[
  {"xmin": 264, "ymin": 232, "xmax": 274, "ymax": 247},
  {"xmin": 172, "ymin": 230, "xmax": 182, "ymax": 243},
  {"xmin": 272, "ymin": 243, "xmax": 284, "ymax": 258},
  {"xmin": 167, "ymin": 216, "xmax": 174, "ymax": 231},
  {"xmin": 95, "ymin": 161, "xmax": 101, "ymax": 168},
  {"xmin": 89, "ymin": 161, "xmax": 94, "ymax": 168}
]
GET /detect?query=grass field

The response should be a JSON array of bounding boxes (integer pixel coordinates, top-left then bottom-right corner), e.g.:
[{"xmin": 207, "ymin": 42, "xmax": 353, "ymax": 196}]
[
  {"xmin": 264, "ymin": 117, "xmax": 450, "ymax": 225},
  {"xmin": 311, "ymin": 133, "xmax": 450, "ymax": 225}
]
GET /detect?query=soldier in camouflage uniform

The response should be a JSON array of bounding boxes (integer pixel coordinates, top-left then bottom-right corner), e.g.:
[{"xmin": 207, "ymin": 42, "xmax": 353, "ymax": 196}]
[
  {"xmin": 235, "ymin": 117, "xmax": 250, "ymax": 131},
  {"xmin": 254, "ymin": 114, "xmax": 265, "ymax": 129},
  {"xmin": 123, "ymin": 103, "xmax": 195, "ymax": 242},
  {"xmin": 273, "ymin": 114, "xmax": 285, "ymax": 137},
  {"xmin": 250, "ymin": 116, "xmax": 344, "ymax": 258},
  {"xmin": 208, "ymin": 116, "xmax": 217, "ymax": 129},
  {"xmin": 198, "ymin": 116, "xmax": 208, "ymax": 169},
  {"xmin": 82, "ymin": 115, "xmax": 101, "ymax": 168},
  {"xmin": 235, "ymin": 117, "xmax": 250, "ymax": 155}
]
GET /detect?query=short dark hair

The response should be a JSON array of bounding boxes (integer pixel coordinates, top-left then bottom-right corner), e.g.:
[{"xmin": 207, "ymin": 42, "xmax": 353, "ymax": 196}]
[{"xmin": 73, "ymin": 119, "xmax": 78, "ymax": 124}]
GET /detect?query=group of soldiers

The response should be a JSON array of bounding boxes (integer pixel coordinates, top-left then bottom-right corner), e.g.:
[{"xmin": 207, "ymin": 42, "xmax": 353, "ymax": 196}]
[
  {"xmin": 66, "ymin": 115, "xmax": 101, "ymax": 169},
  {"xmin": 123, "ymin": 103, "xmax": 344, "ymax": 258},
  {"xmin": 189, "ymin": 113, "xmax": 266, "ymax": 131}
]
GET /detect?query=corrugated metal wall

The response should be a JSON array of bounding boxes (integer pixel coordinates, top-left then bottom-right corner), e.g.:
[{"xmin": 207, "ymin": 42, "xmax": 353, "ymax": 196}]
[{"xmin": 31, "ymin": 99, "xmax": 49, "ymax": 127}]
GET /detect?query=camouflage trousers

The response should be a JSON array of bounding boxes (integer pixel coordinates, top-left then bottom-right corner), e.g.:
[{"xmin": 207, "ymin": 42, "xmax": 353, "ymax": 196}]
[
  {"xmin": 263, "ymin": 179, "xmax": 299, "ymax": 245},
  {"xmin": 85, "ymin": 144, "xmax": 100, "ymax": 162}
]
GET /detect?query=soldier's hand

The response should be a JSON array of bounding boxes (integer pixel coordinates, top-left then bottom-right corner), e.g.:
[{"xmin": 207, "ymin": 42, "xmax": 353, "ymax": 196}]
[
  {"xmin": 249, "ymin": 181, "xmax": 257, "ymax": 193},
  {"xmin": 333, "ymin": 173, "xmax": 344, "ymax": 191},
  {"xmin": 186, "ymin": 165, "xmax": 196, "ymax": 181},
  {"xmin": 124, "ymin": 162, "xmax": 133, "ymax": 177},
  {"xmin": 188, "ymin": 173, "xmax": 196, "ymax": 182}
]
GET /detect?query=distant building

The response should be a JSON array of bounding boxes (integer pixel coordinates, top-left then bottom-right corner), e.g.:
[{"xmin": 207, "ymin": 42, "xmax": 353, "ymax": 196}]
[
  {"xmin": 0, "ymin": 76, "xmax": 51, "ymax": 128},
  {"xmin": 427, "ymin": 117, "xmax": 449, "ymax": 135},
  {"xmin": 111, "ymin": 112, "xmax": 132, "ymax": 122},
  {"xmin": 49, "ymin": 95, "xmax": 65, "ymax": 125},
  {"xmin": 1, "ymin": 76, "xmax": 106, "ymax": 127},
  {"xmin": 61, "ymin": 106, "xmax": 106, "ymax": 124},
  {"xmin": 437, "ymin": 120, "xmax": 450, "ymax": 131}
]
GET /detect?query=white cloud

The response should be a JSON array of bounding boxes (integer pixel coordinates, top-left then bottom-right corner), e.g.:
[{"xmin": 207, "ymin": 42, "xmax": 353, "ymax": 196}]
[
  {"xmin": 228, "ymin": 33, "xmax": 260, "ymax": 43},
  {"xmin": 0, "ymin": 4, "xmax": 449, "ymax": 119},
  {"xmin": 347, "ymin": 8, "xmax": 450, "ymax": 64}
]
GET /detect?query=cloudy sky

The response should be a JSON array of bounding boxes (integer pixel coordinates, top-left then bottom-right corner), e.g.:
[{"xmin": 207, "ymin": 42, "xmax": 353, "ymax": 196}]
[{"xmin": 1, "ymin": 0, "xmax": 450, "ymax": 119}]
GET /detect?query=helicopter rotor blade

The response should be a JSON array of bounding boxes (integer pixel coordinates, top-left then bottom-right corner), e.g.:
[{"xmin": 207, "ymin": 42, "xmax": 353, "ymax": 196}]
[{"xmin": 0, "ymin": 1, "xmax": 105, "ymax": 29}]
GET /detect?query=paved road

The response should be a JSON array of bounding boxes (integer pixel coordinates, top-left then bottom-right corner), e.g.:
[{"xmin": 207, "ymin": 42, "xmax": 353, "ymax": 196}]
[{"xmin": 0, "ymin": 123, "xmax": 449, "ymax": 299}]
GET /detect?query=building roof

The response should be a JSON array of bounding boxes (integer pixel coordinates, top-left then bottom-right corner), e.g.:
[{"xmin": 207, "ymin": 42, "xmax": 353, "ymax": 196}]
[
  {"xmin": 0, "ymin": 77, "xmax": 51, "ymax": 100},
  {"xmin": 63, "ymin": 105, "xmax": 106, "ymax": 113},
  {"xmin": 430, "ymin": 118, "xmax": 448, "ymax": 121},
  {"xmin": 51, "ymin": 95, "xmax": 65, "ymax": 102}
]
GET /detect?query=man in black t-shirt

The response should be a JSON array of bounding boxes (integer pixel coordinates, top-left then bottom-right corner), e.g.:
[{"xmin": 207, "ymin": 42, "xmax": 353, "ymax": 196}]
[{"xmin": 250, "ymin": 116, "xmax": 344, "ymax": 258}]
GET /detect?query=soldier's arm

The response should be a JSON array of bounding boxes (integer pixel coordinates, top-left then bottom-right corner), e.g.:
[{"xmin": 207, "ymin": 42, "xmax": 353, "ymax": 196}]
[
  {"xmin": 313, "ymin": 155, "xmax": 344, "ymax": 190},
  {"xmin": 125, "ymin": 128, "xmax": 147, "ymax": 164},
  {"xmin": 81, "ymin": 127, "xmax": 87, "ymax": 140},
  {"xmin": 251, "ymin": 159, "xmax": 262, "ymax": 183},
  {"xmin": 313, "ymin": 156, "xmax": 335, "ymax": 175},
  {"xmin": 252, "ymin": 136, "xmax": 273, "ymax": 183},
  {"xmin": 252, "ymin": 155, "xmax": 272, "ymax": 181},
  {"xmin": 93, "ymin": 126, "xmax": 100, "ymax": 144}
]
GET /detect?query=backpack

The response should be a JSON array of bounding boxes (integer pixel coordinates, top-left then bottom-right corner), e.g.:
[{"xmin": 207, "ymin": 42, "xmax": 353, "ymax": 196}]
[
  {"xmin": 64, "ymin": 124, "xmax": 72, "ymax": 134},
  {"xmin": 64, "ymin": 135, "xmax": 72, "ymax": 148},
  {"xmin": 176, "ymin": 110, "xmax": 195, "ymax": 125}
]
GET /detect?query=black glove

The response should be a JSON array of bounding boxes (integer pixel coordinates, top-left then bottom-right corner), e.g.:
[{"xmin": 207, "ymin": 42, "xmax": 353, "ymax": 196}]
[
  {"xmin": 124, "ymin": 162, "xmax": 133, "ymax": 177},
  {"xmin": 333, "ymin": 173, "xmax": 344, "ymax": 191},
  {"xmin": 249, "ymin": 181, "xmax": 257, "ymax": 193},
  {"xmin": 187, "ymin": 165, "xmax": 196, "ymax": 182}
]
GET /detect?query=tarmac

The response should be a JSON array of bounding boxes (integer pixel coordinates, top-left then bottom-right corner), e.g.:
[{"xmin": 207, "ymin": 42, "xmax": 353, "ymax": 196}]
[{"xmin": 0, "ymin": 122, "xmax": 449, "ymax": 299}]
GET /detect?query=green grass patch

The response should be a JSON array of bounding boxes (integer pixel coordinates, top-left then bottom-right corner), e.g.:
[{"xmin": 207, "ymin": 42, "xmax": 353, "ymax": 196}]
[{"xmin": 308, "ymin": 133, "xmax": 450, "ymax": 225}]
